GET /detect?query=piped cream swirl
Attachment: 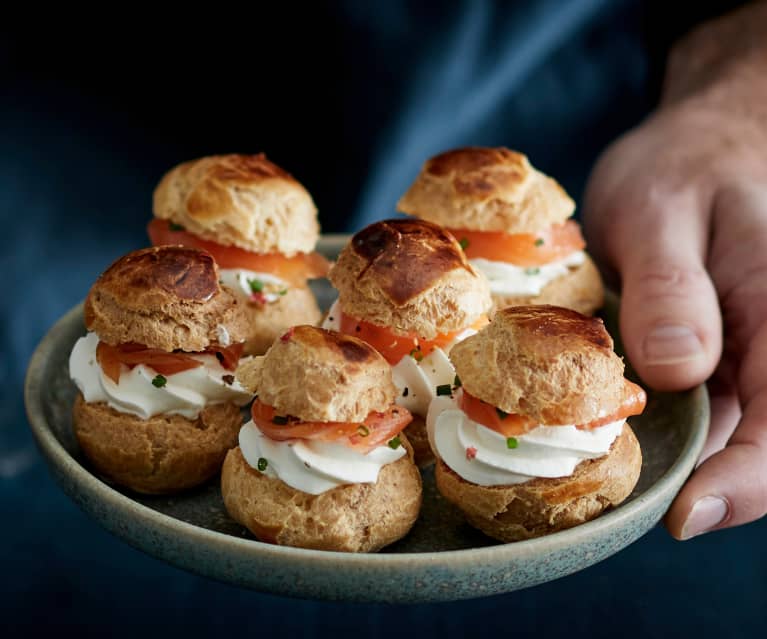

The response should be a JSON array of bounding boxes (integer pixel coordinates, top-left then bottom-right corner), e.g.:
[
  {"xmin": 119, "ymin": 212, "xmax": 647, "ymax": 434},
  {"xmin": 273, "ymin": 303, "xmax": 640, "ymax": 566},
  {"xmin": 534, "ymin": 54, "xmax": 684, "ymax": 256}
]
[
  {"xmin": 219, "ymin": 268, "xmax": 289, "ymax": 303},
  {"xmin": 238, "ymin": 420, "xmax": 406, "ymax": 495},
  {"xmin": 69, "ymin": 332, "xmax": 251, "ymax": 420},
  {"xmin": 470, "ymin": 250, "xmax": 585, "ymax": 296},
  {"xmin": 427, "ymin": 395, "xmax": 624, "ymax": 486}
]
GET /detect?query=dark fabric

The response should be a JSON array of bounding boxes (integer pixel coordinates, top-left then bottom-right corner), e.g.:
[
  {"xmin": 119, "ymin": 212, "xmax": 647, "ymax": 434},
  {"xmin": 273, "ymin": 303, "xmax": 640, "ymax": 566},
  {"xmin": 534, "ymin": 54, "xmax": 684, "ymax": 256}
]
[{"xmin": 2, "ymin": 2, "xmax": 763, "ymax": 636}]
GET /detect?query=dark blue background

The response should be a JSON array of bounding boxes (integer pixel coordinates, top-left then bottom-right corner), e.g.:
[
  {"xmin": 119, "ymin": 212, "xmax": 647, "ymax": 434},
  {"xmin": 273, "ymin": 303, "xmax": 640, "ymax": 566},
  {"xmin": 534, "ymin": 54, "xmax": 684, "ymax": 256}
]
[{"xmin": 3, "ymin": 2, "xmax": 763, "ymax": 636}]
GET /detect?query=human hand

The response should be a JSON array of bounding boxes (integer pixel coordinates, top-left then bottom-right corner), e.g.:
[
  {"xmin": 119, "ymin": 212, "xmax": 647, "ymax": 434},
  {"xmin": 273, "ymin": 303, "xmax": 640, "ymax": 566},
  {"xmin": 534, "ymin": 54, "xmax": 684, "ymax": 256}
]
[{"xmin": 582, "ymin": 2, "xmax": 767, "ymax": 539}]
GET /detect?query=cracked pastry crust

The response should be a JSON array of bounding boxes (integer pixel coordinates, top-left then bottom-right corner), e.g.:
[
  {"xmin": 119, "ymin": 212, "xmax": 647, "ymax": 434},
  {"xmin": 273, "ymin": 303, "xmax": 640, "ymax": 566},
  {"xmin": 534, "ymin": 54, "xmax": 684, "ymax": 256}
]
[
  {"xmin": 72, "ymin": 394, "xmax": 242, "ymax": 494},
  {"xmin": 221, "ymin": 437, "xmax": 422, "ymax": 552},
  {"xmin": 153, "ymin": 153, "xmax": 320, "ymax": 256},
  {"xmin": 246, "ymin": 324, "xmax": 397, "ymax": 424},
  {"xmin": 397, "ymin": 147, "xmax": 574, "ymax": 234},
  {"xmin": 84, "ymin": 245, "xmax": 250, "ymax": 352},
  {"xmin": 450, "ymin": 305, "xmax": 628, "ymax": 426},
  {"xmin": 328, "ymin": 218, "xmax": 491, "ymax": 340},
  {"xmin": 239, "ymin": 285, "xmax": 322, "ymax": 356}
]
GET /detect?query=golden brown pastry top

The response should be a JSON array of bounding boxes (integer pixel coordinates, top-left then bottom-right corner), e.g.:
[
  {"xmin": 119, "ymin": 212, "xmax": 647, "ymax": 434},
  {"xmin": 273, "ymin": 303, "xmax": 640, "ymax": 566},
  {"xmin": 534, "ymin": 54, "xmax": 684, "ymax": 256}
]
[
  {"xmin": 328, "ymin": 219, "xmax": 491, "ymax": 339},
  {"xmin": 450, "ymin": 305, "xmax": 628, "ymax": 425},
  {"xmin": 153, "ymin": 153, "xmax": 320, "ymax": 256},
  {"xmin": 84, "ymin": 246, "xmax": 250, "ymax": 351},
  {"xmin": 248, "ymin": 325, "xmax": 398, "ymax": 423},
  {"xmin": 397, "ymin": 147, "xmax": 575, "ymax": 233}
]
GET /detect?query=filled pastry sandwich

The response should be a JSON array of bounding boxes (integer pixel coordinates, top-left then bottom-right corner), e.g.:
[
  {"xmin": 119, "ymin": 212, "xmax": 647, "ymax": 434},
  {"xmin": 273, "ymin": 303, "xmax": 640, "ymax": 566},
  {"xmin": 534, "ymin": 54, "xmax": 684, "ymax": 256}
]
[
  {"xmin": 427, "ymin": 305, "xmax": 645, "ymax": 541},
  {"xmin": 148, "ymin": 153, "xmax": 329, "ymax": 355},
  {"xmin": 222, "ymin": 325, "xmax": 422, "ymax": 552},
  {"xmin": 69, "ymin": 246, "xmax": 252, "ymax": 494},
  {"xmin": 324, "ymin": 218, "xmax": 492, "ymax": 465},
  {"xmin": 398, "ymin": 146, "xmax": 603, "ymax": 315}
]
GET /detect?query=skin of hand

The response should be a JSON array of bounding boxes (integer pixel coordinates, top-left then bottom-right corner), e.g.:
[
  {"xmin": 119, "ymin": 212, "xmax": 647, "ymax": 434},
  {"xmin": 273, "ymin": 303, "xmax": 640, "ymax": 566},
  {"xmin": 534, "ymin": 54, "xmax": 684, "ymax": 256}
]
[{"xmin": 583, "ymin": 2, "xmax": 767, "ymax": 539}]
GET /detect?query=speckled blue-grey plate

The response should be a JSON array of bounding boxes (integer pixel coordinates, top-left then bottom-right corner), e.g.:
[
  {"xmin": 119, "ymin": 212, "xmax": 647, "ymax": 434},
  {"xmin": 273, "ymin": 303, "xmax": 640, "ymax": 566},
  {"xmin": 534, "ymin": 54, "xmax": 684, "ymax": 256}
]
[{"xmin": 25, "ymin": 235, "xmax": 708, "ymax": 603}]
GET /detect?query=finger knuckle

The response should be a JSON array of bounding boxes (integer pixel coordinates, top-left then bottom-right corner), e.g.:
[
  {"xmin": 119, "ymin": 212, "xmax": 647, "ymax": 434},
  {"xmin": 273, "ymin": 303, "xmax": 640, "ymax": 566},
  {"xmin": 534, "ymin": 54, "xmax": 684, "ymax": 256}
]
[{"xmin": 632, "ymin": 261, "xmax": 711, "ymax": 303}]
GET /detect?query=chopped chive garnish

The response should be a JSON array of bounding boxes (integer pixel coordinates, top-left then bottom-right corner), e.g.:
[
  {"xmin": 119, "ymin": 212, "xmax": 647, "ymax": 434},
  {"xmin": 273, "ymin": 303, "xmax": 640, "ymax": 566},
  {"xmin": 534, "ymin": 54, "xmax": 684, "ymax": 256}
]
[
  {"xmin": 168, "ymin": 221, "xmax": 185, "ymax": 232},
  {"xmin": 458, "ymin": 237, "xmax": 470, "ymax": 250},
  {"xmin": 151, "ymin": 374, "xmax": 167, "ymax": 388},
  {"xmin": 272, "ymin": 415, "xmax": 288, "ymax": 425},
  {"xmin": 436, "ymin": 384, "xmax": 453, "ymax": 396},
  {"xmin": 506, "ymin": 437, "xmax": 518, "ymax": 449},
  {"xmin": 248, "ymin": 278, "xmax": 264, "ymax": 293},
  {"xmin": 357, "ymin": 424, "xmax": 370, "ymax": 437},
  {"xmin": 278, "ymin": 288, "xmax": 288, "ymax": 296},
  {"xmin": 257, "ymin": 457, "xmax": 268, "ymax": 471},
  {"xmin": 453, "ymin": 375, "xmax": 462, "ymax": 388},
  {"xmin": 534, "ymin": 238, "xmax": 544, "ymax": 247},
  {"xmin": 387, "ymin": 436, "xmax": 402, "ymax": 449},
  {"xmin": 496, "ymin": 407, "xmax": 508, "ymax": 420},
  {"xmin": 524, "ymin": 267, "xmax": 541, "ymax": 276},
  {"xmin": 409, "ymin": 348, "xmax": 423, "ymax": 362}
]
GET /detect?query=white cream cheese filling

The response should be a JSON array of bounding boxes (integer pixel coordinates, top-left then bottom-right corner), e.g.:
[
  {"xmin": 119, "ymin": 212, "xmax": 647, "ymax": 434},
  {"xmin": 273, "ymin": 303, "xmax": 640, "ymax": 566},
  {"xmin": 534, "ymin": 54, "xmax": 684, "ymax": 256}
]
[
  {"xmin": 426, "ymin": 395, "xmax": 624, "ymax": 486},
  {"xmin": 219, "ymin": 268, "xmax": 289, "ymax": 304},
  {"xmin": 321, "ymin": 299, "xmax": 342, "ymax": 331},
  {"xmin": 470, "ymin": 250, "xmax": 585, "ymax": 296},
  {"xmin": 69, "ymin": 332, "xmax": 251, "ymax": 420},
  {"xmin": 392, "ymin": 348, "xmax": 457, "ymax": 417},
  {"xmin": 238, "ymin": 420, "xmax": 406, "ymax": 495}
]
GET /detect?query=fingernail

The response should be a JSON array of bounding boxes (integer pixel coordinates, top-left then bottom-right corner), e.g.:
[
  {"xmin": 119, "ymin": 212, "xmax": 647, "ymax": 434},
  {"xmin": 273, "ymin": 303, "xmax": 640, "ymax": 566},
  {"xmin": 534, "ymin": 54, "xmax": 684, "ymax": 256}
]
[
  {"xmin": 681, "ymin": 496, "xmax": 729, "ymax": 540},
  {"xmin": 643, "ymin": 324, "xmax": 704, "ymax": 365}
]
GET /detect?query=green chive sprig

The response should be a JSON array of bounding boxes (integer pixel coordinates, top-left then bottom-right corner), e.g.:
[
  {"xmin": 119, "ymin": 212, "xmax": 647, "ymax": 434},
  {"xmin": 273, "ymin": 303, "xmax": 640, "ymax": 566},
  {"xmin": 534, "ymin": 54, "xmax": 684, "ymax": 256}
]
[{"xmin": 409, "ymin": 348, "xmax": 423, "ymax": 362}]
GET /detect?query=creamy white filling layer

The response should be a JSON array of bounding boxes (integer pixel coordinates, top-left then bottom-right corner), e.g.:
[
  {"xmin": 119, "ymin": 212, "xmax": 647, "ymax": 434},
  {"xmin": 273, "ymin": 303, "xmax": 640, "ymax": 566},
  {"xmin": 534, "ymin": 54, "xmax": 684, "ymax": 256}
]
[
  {"xmin": 426, "ymin": 396, "xmax": 624, "ymax": 486},
  {"xmin": 392, "ymin": 348, "xmax": 456, "ymax": 418},
  {"xmin": 69, "ymin": 332, "xmax": 251, "ymax": 420},
  {"xmin": 219, "ymin": 268, "xmax": 289, "ymax": 303},
  {"xmin": 238, "ymin": 420, "xmax": 406, "ymax": 495},
  {"xmin": 321, "ymin": 299, "xmax": 342, "ymax": 331},
  {"xmin": 470, "ymin": 250, "xmax": 585, "ymax": 296}
]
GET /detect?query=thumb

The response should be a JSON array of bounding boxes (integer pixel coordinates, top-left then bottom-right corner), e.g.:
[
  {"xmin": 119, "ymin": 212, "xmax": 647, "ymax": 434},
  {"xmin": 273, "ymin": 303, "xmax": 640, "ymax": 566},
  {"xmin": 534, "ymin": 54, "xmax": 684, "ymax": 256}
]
[
  {"xmin": 665, "ymin": 322, "xmax": 767, "ymax": 538},
  {"xmin": 614, "ymin": 197, "xmax": 722, "ymax": 391}
]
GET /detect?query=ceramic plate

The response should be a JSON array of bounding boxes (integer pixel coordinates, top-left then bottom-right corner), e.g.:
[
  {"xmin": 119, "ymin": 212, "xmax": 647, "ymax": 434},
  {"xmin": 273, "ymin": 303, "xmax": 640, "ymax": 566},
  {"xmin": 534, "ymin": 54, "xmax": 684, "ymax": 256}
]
[{"xmin": 25, "ymin": 235, "xmax": 709, "ymax": 603}]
